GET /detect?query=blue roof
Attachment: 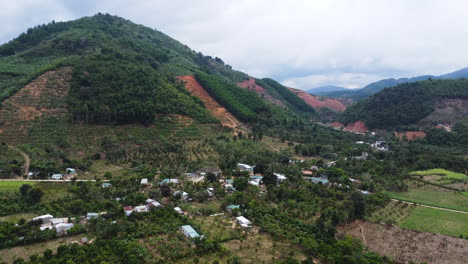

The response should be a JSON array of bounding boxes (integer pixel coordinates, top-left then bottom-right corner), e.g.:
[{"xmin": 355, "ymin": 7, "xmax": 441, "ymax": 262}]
[
  {"xmin": 227, "ymin": 205, "xmax": 240, "ymax": 210},
  {"xmin": 226, "ymin": 179, "xmax": 234, "ymax": 184},
  {"xmin": 249, "ymin": 176, "xmax": 263, "ymax": 180},
  {"xmin": 181, "ymin": 225, "xmax": 200, "ymax": 238},
  {"xmin": 307, "ymin": 177, "xmax": 330, "ymax": 184}
]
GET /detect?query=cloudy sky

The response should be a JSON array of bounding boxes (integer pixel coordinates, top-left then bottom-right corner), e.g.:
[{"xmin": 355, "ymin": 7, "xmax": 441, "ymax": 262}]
[{"xmin": 2, "ymin": 0, "xmax": 468, "ymax": 90}]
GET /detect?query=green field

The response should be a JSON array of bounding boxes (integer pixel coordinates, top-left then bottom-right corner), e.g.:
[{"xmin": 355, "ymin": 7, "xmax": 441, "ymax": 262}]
[
  {"xmin": 400, "ymin": 207, "xmax": 468, "ymax": 238},
  {"xmin": 410, "ymin": 169, "xmax": 467, "ymax": 180},
  {"xmin": 368, "ymin": 200, "xmax": 468, "ymax": 238},
  {"xmin": 386, "ymin": 190, "xmax": 468, "ymax": 212},
  {"xmin": 0, "ymin": 181, "xmax": 36, "ymax": 192}
]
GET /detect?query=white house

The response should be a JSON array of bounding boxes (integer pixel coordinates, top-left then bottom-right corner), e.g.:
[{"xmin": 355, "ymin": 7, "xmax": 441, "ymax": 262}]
[
  {"xmin": 55, "ymin": 223, "xmax": 74, "ymax": 233},
  {"xmin": 134, "ymin": 205, "xmax": 149, "ymax": 213},
  {"xmin": 274, "ymin": 173, "xmax": 287, "ymax": 183},
  {"xmin": 32, "ymin": 214, "xmax": 53, "ymax": 224},
  {"xmin": 66, "ymin": 168, "xmax": 76, "ymax": 174},
  {"xmin": 51, "ymin": 174, "xmax": 63, "ymax": 180},
  {"xmin": 236, "ymin": 216, "xmax": 252, "ymax": 228},
  {"xmin": 140, "ymin": 178, "xmax": 149, "ymax": 185},
  {"xmin": 174, "ymin": 207, "xmax": 184, "ymax": 214},
  {"xmin": 86, "ymin": 213, "xmax": 99, "ymax": 220},
  {"xmin": 237, "ymin": 163, "xmax": 254, "ymax": 173},
  {"xmin": 50, "ymin": 218, "xmax": 64, "ymax": 226}
]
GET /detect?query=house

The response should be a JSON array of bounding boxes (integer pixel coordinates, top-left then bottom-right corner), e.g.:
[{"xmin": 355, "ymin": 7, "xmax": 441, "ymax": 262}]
[
  {"xmin": 274, "ymin": 173, "xmax": 287, "ymax": 183},
  {"xmin": 371, "ymin": 141, "xmax": 389, "ymax": 151},
  {"xmin": 66, "ymin": 168, "xmax": 76, "ymax": 174},
  {"xmin": 86, "ymin": 213, "xmax": 99, "ymax": 220},
  {"xmin": 123, "ymin": 206, "xmax": 134, "ymax": 216},
  {"xmin": 134, "ymin": 205, "xmax": 149, "ymax": 213},
  {"xmin": 237, "ymin": 163, "xmax": 254, "ymax": 173},
  {"xmin": 360, "ymin": 190, "xmax": 371, "ymax": 195},
  {"xmin": 306, "ymin": 176, "xmax": 330, "ymax": 185},
  {"xmin": 160, "ymin": 178, "xmax": 180, "ymax": 185},
  {"xmin": 101, "ymin": 183, "xmax": 112, "ymax": 188},
  {"xmin": 32, "ymin": 214, "xmax": 53, "ymax": 224},
  {"xmin": 183, "ymin": 172, "xmax": 197, "ymax": 178},
  {"xmin": 206, "ymin": 189, "xmax": 214, "ymax": 197},
  {"xmin": 181, "ymin": 225, "xmax": 200, "ymax": 239},
  {"xmin": 226, "ymin": 205, "xmax": 240, "ymax": 214},
  {"xmin": 355, "ymin": 141, "xmax": 365, "ymax": 144},
  {"xmin": 174, "ymin": 191, "xmax": 189, "ymax": 201},
  {"xmin": 302, "ymin": 170, "xmax": 313, "ymax": 176},
  {"xmin": 174, "ymin": 207, "xmax": 184, "ymax": 214},
  {"xmin": 50, "ymin": 218, "xmax": 64, "ymax": 226},
  {"xmin": 310, "ymin": 166, "xmax": 319, "ymax": 171},
  {"xmin": 40, "ymin": 226, "xmax": 53, "ymax": 231},
  {"xmin": 51, "ymin": 174, "xmax": 63, "ymax": 180},
  {"xmin": 146, "ymin": 199, "xmax": 162, "ymax": 208},
  {"xmin": 249, "ymin": 175, "xmax": 262, "ymax": 186},
  {"xmin": 236, "ymin": 216, "xmax": 252, "ymax": 228},
  {"xmin": 325, "ymin": 161, "xmax": 336, "ymax": 167},
  {"xmin": 224, "ymin": 179, "xmax": 236, "ymax": 192},
  {"xmin": 140, "ymin": 178, "xmax": 149, "ymax": 185},
  {"xmin": 55, "ymin": 223, "xmax": 74, "ymax": 233}
]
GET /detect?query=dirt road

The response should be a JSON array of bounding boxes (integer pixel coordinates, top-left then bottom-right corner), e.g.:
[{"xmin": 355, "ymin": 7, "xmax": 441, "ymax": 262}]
[{"xmin": 8, "ymin": 145, "xmax": 30, "ymax": 177}]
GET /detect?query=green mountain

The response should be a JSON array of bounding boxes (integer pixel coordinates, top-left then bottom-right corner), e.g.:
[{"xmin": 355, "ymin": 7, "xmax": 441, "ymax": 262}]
[{"xmin": 339, "ymin": 79, "xmax": 468, "ymax": 130}]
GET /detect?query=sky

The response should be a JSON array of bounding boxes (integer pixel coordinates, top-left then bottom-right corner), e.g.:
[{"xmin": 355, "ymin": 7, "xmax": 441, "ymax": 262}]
[{"xmin": 2, "ymin": 0, "xmax": 468, "ymax": 90}]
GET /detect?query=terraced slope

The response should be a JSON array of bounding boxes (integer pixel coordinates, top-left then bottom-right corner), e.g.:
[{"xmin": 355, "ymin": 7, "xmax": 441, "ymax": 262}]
[
  {"xmin": 0, "ymin": 67, "xmax": 72, "ymax": 145},
  {"xmin": 177, "ymin": 76, "xmax": 241, "ymax": 129}
]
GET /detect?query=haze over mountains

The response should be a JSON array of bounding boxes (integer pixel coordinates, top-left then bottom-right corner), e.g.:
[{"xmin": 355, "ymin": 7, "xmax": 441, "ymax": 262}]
[{"xmin": 308, "ymin": 67, "xmax": 468, "ymax": 101}]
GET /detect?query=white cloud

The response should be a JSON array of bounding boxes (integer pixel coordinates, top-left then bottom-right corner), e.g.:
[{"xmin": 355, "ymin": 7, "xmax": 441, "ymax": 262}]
[{"xmin": 2, "ymin": 0, "xmax": 468, "ymax": 90}]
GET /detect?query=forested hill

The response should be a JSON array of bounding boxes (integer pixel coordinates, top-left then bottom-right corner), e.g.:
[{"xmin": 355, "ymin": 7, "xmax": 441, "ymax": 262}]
[
  {"xmin": 0, "ymin": 13, "xmax": 316, "ymax": 128},
  {"xmin": 339, "ymin": 79, "xmax": 468, "ymax": 130}
]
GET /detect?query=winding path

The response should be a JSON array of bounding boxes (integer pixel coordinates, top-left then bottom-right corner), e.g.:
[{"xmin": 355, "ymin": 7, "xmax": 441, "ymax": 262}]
[{"xmin": 8, "ymin": 145, "xmax": 30, "ymax": 177}]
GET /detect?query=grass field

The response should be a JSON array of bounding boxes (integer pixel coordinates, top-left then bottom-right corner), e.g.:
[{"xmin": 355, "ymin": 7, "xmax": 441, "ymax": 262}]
[
  {"xmin": 368, "ymin": 200, "xmax": 468, "ymax": 238},
  {"xmin": 0, "ymin": 181, "xmax": 36, "ymax": 192},
  {"xmin": 386, "ymin": 190, "xmax": 468, "ymax": 212},
  {"xmin": 410, "ymin": 169, "xmax": 467, "ymax": 180},
  {"xmin": 0, "ymin": 181, "xmax": 70, "ymax": 203},
  {"xmin": 0, "ymin": 213, "xmax": 38, "ymax": 223}
]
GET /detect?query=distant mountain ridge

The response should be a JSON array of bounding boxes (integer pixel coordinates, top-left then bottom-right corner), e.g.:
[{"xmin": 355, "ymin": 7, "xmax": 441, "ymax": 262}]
[
  {"xmin": 312, "ymin": 67, "xmax": 468, "ymax": 101},
  {"xmin": 306, "ymin": 85, "xmax": 350, "ymax": 94}
]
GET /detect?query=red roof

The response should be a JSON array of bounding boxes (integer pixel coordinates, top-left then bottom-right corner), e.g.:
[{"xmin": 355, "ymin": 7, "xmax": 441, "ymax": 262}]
[{"xmin": 123, "ymin": 206, "xmax": 133, "ymax": 211}]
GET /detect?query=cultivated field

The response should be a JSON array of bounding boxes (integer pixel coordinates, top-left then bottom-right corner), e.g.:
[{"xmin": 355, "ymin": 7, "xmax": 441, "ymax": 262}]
[
  {"xmin": 338, "ymin": 220, "xmax": 468, "ymax": 264},
  {"xmin": 0, "ymin": 181, "xmax": 35, "ymax": 192},
  {"xmin": 386, "ymin": 189, "xmax": 468, "ymax": 212},
  {"xmin": 410, "ymin": 168, "xmax": 467, "ymax": 187}
]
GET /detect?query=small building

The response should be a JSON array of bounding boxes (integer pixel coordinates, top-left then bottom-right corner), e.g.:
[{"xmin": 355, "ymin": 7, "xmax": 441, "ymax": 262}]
[
  {"xmin": 146, "ymin": 201, "xmax": 162, "ymax": 208},
  {"xmin": 40, "ymin": 226, "xmax": 53, "ymax": 231},
  {"xmin": 86, "ymin": 213, "xmax": 99, "ymax": 220},
  {"xmin": 237, "ymin": 163, "xmax": 254, "ymax": 173},
  {"xmin": 50, "ymin": 218, "xmax": 64, "ymax": 226},
  {"xmin": 123, "ymin": 206, "xmax": 134, "ymax": 216},
  {"xmin": 306, "ymin": 177, "xmax": 330, "ymax": 185},
  {"xmin": 224, "ymin": 179, "xmax": 236, "ymax": 192},
  {"xmin": 226, "ymin": 205, "xmax": 240, "ymax": 214},
  {"xmin": 66, "ymin": 168, "xmax": 76, "ymax": 174},
  {"xmin": 140, "ymin": 178, "xmax": 149, "ymax": 185},
  {"xmin": 249, "ymin": 175, "xmax": 262, "ymax": 186},
  {"xmin": 360, "ymin": 190, "xmax": 371, "ymax": 195},
  {"xmin": 310, "ymin": 166, "xmax": 319, "ymax": 171},
  {"xmin": 32, "ymin": 214, "xmax": 53, "ymax": 224},
  {"xmin": 181, "ymin": 225, "xmax": 200, "ymax": 239},
  {"xmin": 302, "ymin": 170, "xmax": 314, "ymax": 176},
  {"xmin": 274, "ymin": 173, "xmax": 287, "ymax": 183},
  {"xmin": 174, "ymin": 191, "xmax": 189, "ymax": 201},
  {"xmin": 55, "ymin": 223, "xmax": 74, "ymax": 233},
  {"xmin": 101, "ymin": 182, "xmax": 112, "ymax": 188},
  {"xmin": 236, "ymin": 216, "xmax": 252, "ymax": 228},
  {"xmin": 134, "ymin": 205, "xmax": 149, "ymax": 213},
  {"xmin": 174, "ymin": 207, "xmax": 184, "ymax": 214},
  {"xmin": 51, "ymin": 174, "xmax": 63, "ymax": 180},
  {"xmin": 160, "ymin": 178, "xmax": 180, "ymax": 185}
]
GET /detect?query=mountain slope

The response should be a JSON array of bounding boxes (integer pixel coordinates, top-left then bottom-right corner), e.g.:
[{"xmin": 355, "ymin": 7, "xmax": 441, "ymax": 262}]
[
  {"xmin": 321, "ymin": 68, "xmax": 468, "ymax": 101},
  {"xmin": 306, "ymin": 85, "xmax": 350, "ymax": 95},
  {"xmin": 339, "ymin": 79, "xmax": 468, "ymax": 130}
]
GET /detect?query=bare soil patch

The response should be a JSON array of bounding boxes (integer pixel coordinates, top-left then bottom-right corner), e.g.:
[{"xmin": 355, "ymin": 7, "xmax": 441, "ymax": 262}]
[
  {"xmin": 288, "ymin": 88, "xmax": 348, "ymax": 112},
  {"xmin": 177, "ymin": 76, "xmax": 242, "ymax": 129},
  {"xmin": 344, "ymin": 121, "xmax": 368, "ymax": 133},
  {"xmin": 395, "ymin": 131, "xmax": 426, "ymax": 141},
  {"xmin": 237, "ymin": 78, "xmax": 286, "ymax": 107},
  {"xmin": 338, "ymin": 220, "xmax": 468, "ymax": 264}
]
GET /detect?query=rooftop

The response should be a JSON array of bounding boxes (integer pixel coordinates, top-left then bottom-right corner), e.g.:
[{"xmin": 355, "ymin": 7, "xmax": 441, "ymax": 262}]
[{"xmin": 181, "ymin": 225, "xmax": 200, "ymax": 238}]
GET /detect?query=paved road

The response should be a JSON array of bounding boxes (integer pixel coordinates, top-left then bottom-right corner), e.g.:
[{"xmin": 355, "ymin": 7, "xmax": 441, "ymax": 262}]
[{"xmin": 391, "ymin": 198, "xmax": 468, "ymax": 215}]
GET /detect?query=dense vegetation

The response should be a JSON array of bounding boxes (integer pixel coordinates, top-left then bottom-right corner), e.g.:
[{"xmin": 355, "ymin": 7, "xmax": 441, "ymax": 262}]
[
  {"xmin": 195, "ymin": 72, "xmax": 269, "ymax": 122},
  {"xmin": 340, "ymin": 79, "xmax": 468, "ymax": 129},
  {"xmin": 255, "ymin": 78, "xmax": 315, "ymax": 113}
]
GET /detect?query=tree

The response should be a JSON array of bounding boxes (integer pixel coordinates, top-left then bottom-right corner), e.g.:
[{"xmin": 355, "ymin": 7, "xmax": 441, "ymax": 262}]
[
  {"xmin": 206, "ymin": 172, "xmax": 217, "ymax": 183},
  {"xmin": 27, "ymin": 187, "xmax": 44, "ymax": 204},
  {"xmin": 160, "ymin": 184, "xmax": 171, "ymax": 197},
  {"xmin": 19, "ymin": 184, "xmax": 32, "ymax": 197},
  {"xmin": 233, "ymin": 177, "xmax": 248, "ymax": 191},
  {"xmin": 262, "ymin": 172, "xmax": 277, "ymax": 186}
]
